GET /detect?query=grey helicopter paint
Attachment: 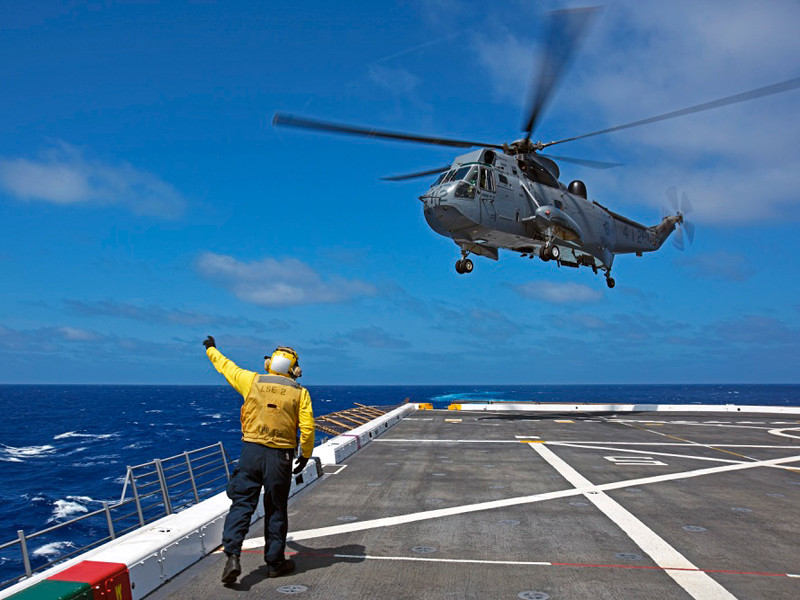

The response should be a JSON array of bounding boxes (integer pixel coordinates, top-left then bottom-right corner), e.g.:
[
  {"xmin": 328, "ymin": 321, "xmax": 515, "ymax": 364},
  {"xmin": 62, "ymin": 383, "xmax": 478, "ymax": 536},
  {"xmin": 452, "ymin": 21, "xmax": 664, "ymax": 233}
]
[
  {"xmin": 272, "ymin": 8, "xmax": 800, "ymax": 288},
  {"xmin": 418, "ymin": 147, "xmax": 680, "ymax": 287}
]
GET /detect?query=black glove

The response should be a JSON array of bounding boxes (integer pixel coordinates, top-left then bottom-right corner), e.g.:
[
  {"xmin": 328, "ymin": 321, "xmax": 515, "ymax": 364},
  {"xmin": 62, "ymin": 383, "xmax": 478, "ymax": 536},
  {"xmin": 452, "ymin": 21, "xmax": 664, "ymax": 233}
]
[
  {"xmin": 203, "ymin": 335, "xmax": 216, "ymax": 350},
  {"xmin": 292, "ymin": 456, "xmax": 308, "ymax": 475}
]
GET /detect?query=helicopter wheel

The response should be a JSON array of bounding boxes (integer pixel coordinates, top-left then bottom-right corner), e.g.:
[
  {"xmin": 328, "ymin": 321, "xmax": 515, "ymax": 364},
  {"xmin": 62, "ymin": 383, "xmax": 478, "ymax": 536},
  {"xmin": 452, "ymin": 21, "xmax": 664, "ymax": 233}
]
[
  {"xmin": 455, "ymin": 259, "xmax": 465, "ymax": 274},
  {"xmin": 462, "ymin": 258, "xmax": 473, "ymax": 273},
  {"xmin": 548, "ymin": 245, "xmax": 560, "ymax": 261},
  {"xmin": 606, "ymin": 277, "xmax": 616, "ymax": 289},
  {"xmin": 539, "ymin": 246, "xmax": 550, "ymax": 262}
]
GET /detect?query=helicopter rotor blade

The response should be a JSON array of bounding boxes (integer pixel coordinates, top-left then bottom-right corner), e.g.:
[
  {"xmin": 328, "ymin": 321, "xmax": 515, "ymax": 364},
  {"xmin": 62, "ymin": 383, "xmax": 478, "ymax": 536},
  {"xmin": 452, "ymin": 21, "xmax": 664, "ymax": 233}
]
[
  {"xmin": 381, "ymin": 166, "xmax": 452, "ymax": 182},
  {"xmin": 522, "ymin": 7, "xmax": 600, "ymax": 139},
  {"xmin": 273, "ymin": 113, "xmax": 504, "ymax": 150},
  {"xmin": 681, "ymin": 191, "xmax": 695, "ymax": 244},
  {"xmin": 541, "ymin": 153, "xmax": 622, "ymax": 169},
  {"xmin": 666, "ymin": 186, "xmax": 680, "ymax": 212},
  {"xmin": 541, "ymin": 76, "xmax": 800, "ymax": 149}
]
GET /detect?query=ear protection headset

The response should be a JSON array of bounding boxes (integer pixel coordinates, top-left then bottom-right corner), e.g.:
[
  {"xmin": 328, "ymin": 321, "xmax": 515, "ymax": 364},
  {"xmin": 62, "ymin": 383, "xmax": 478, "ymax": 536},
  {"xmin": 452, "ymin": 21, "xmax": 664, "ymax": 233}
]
[{"xmin": 264, "ymin": 346, "xmax": 302, "ymax": 379}]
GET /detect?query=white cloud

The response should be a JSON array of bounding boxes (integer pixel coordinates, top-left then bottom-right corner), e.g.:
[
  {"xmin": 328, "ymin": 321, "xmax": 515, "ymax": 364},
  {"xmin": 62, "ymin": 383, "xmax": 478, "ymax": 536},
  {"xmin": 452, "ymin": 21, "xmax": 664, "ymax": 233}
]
[
  {"xmin": 0, "ymin": 142, "xmax": 186, "ymax": 218},
  {"xmin": 196, "ymin": 252, "xmax": 377, "ymax": 307},
  {"xmin": 511, "ymin": 280, "xmax": 603, "ymax": 304}
]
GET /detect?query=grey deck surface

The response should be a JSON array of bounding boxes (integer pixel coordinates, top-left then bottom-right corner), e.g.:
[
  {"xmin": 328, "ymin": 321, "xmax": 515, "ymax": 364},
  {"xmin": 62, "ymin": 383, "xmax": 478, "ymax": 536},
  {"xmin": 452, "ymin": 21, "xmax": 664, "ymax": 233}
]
[{"xmin": 156, "ymin": 409, "xmax": 800, "ymax": 599}]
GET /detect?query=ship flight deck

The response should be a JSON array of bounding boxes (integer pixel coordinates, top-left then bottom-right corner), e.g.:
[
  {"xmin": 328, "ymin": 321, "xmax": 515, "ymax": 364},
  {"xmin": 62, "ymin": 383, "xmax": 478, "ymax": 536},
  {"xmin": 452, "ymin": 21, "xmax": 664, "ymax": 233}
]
[{"xmin": 154, "ymin": 407, "xmax": 800, "ymax": 599}]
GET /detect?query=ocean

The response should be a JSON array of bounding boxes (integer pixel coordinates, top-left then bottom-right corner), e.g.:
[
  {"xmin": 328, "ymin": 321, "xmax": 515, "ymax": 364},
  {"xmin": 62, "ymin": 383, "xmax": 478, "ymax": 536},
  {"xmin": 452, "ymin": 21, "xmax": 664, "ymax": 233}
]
[{"xmin": 1, "ymin": 383, "xmax": 798, "ymax": 585}]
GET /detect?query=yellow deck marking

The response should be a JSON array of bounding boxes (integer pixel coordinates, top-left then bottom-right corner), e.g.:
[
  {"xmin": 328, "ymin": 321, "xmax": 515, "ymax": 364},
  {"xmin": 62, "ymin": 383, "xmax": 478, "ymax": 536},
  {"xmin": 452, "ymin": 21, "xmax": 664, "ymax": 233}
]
[
  {"xmin": 554, "ymin": 420, "xmax": 574, "ymax": 423},
  {"xmin": 445, "ymin": 419, "xmax": 462, "ymax": 423},
  {"xmin": 624, "ymin": 422, "xmax": 756, "ymax": 462},
  {"xmin": 520, "ymin": 440, "xmax": 546, "ymax": 443}
]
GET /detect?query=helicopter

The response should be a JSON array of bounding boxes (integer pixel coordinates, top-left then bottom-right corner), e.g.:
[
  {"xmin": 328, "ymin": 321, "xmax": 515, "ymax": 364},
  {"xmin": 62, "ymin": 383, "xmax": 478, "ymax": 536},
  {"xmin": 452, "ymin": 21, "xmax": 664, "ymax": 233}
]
[{"xmin": 272, "ymin": 8, "xmax": 800, "ymax": 288}]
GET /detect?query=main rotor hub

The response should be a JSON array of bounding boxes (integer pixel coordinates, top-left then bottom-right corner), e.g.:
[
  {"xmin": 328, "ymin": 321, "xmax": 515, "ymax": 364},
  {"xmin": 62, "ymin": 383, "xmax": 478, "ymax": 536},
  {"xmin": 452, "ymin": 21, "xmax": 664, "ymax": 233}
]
[{"xmin": 504, "ymin": 139, "xmax": 546, "ymax": 155}]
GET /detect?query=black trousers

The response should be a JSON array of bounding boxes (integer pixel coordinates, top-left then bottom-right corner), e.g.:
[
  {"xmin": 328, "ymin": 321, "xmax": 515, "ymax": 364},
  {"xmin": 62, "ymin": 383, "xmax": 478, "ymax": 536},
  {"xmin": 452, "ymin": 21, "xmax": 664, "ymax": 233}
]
[{"xmin": 222, "ymin": 442, "xmax": 293, "ymax": 564}]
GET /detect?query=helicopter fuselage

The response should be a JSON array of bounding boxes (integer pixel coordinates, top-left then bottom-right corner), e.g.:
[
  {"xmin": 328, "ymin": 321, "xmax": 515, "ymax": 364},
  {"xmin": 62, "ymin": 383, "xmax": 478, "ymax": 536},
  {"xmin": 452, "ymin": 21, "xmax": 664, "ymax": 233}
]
[{"xmin": 420, "ymin": 148, "xmax": 678, "ymax": 282}]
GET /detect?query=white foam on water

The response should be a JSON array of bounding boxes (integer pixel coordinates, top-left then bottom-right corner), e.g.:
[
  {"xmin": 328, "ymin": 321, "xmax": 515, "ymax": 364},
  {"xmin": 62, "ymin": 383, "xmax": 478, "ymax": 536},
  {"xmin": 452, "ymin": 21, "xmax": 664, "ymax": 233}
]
[
  {"xmin": 123, "ymin": 442, "xmax": 150, "ymax": 450},
  {"xmin": 48, "ymin": 499, "xmax": 90, "ymax": 521},
  {"xmin": 0, "ymin": 444, "xmax": 57, "ymax": 461},
  {"xmin": 31, "ymin": 541, "xmax": 77, "ymax": 558},
  {"xmin": 53, "ymin": 431, "xmax": 117, "ymax": 441},
  {"xmin": 66, "ymin": 495, "xmax": 94, "ymax": 503}
]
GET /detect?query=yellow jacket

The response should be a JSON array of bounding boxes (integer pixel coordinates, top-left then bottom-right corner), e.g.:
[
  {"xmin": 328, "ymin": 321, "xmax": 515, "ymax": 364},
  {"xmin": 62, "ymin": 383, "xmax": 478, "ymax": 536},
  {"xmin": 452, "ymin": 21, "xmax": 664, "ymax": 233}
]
[{"xmin": 206, "ymin": 347, "xmax": 315, "ymax": 458}]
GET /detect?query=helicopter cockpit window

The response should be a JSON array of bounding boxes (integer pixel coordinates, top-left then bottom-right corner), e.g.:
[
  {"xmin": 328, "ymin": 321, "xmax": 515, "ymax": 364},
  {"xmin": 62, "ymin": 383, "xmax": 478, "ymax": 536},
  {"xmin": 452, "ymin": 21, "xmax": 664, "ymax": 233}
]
[
  {"xmin": 479, "ymin": 167, "xmax": 495, "ymax": 193},
  {"xmin": 453, "ymin": 166, "xmax": 475, "ymax": 182},
  {"xmin": 453, "ymin": 166, "xmax": 478, "ymax": 199},
  {"xmin": 433, "ymin": 171, "xmax": 448, "ymax": 186}
]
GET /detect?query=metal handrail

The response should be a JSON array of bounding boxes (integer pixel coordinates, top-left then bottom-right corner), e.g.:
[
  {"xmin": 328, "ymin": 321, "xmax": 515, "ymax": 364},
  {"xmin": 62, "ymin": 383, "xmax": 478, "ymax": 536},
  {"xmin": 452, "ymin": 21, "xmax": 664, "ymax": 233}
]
[{"xmin": 0, "ymin": 441, "xmax": 233, "ymax": 591}]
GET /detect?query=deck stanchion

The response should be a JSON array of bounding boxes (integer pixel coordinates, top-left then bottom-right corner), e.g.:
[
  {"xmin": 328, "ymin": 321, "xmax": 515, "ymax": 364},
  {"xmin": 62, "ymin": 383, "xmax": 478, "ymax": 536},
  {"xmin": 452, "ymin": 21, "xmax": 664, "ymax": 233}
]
[
  {"xmin": 17, "ymin": 530, "xmax": 31, "ymax": 578},
  {"xmin": 154, "ymin": 459, "xmax": 173, "ymax": 515},
  {"xmin": 128, "ymin": 469, "xmax": 146, "ymax": 526},
  {"xmin": 219, "ymin": 442, "xmax": 231, "ymax": 481},
  {"xmin": 185, "ymin": 451, "xmax": 200, "ymax": 503},
  {"xmin": 103, "ymin": 502, "xmax": 116, "ymax": 540}
]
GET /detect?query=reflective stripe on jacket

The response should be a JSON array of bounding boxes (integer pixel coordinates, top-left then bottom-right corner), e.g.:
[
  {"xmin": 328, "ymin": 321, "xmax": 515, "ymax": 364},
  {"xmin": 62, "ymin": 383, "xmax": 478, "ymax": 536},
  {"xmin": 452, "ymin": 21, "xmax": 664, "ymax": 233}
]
[{"xmin": 206, "ymin": 347, "xmax": 315, "ymax": 457}]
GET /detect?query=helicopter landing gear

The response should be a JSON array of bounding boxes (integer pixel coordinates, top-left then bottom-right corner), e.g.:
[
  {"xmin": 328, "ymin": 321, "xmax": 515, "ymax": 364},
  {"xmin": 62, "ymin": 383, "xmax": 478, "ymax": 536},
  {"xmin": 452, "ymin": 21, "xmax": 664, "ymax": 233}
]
[
  {"xmin": 539, "ymin": 244, "xmax": 559, "ymax": 262},
  {"xmin": 606, "ymin": 275, "xmax": 616, "ymax": 289},
  {"xmin": 455, "ymin": 258, "xmax": 474, "ymax": 274}
]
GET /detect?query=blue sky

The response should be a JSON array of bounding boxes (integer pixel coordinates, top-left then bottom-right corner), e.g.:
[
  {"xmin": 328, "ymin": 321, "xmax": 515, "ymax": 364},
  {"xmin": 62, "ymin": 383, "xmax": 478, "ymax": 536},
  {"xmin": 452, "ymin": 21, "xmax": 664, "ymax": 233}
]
[{"xmin": 1, "ymin": 0, "xmax": 798, "ymax": 385}]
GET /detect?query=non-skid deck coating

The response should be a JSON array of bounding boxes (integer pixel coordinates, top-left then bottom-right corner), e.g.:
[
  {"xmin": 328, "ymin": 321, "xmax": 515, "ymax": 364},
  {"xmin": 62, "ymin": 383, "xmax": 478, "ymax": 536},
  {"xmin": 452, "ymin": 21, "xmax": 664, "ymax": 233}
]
[{"xmin": 157, "ymin": 410, "xmax": 800, "ymax": 599}]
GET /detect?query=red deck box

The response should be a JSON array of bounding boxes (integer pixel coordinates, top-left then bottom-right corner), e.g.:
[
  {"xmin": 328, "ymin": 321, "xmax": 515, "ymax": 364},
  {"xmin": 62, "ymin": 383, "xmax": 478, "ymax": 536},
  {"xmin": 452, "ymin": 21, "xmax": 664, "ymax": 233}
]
[{"xmin": 48, "ymin": 561, "xmax": 132, "ymax": 600}]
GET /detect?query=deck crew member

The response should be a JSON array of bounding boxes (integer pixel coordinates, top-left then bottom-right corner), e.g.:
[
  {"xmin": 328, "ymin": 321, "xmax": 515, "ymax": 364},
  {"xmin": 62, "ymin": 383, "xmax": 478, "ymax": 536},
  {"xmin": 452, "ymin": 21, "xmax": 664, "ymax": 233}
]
[{"xmin": 203, "ymin": 336, "xmax": 314, "ymax": 584}]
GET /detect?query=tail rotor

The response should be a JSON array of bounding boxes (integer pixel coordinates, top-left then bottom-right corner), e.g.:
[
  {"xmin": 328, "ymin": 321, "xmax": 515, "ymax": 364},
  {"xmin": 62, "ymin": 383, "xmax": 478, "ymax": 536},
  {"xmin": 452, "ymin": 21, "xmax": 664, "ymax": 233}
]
[{"xmin": 665, "ymin": 186, "xmax": 695, "ymax": 251}]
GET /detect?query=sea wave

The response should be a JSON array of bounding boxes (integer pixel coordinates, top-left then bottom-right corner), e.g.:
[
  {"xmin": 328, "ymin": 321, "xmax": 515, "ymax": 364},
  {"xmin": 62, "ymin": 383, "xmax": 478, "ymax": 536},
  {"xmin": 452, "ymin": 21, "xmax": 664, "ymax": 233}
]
[
  {"xmin": 123, "ymin": 442, "xmax": 151, "ymax": 450},
  {"xmin": 48, "ymin": 498, "xmax": 91, "ymax": 521},
  {"xmin": 0, "ymin": 444, "xmax": 57, "ymax": 462},
  {"xmin": 53, "ymin": 431, "xmax": 118, "ymax": 441},
  {"xmin": 31, "ymin": 541, "xmax": 77, "ymax": 558}
]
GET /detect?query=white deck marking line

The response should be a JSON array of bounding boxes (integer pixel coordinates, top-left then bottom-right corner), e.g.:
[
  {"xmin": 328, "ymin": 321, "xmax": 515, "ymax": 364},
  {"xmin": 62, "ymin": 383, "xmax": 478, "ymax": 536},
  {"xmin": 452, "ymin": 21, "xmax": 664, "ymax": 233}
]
[
  {"xmin": 612, "ymin": 420, "xmax": 759, "ymax": 462},
  {"xmin": 768, "ymin": 427, "xmax": 800, "ymax": 441},
  {"xmin": 376, "ymin": 438, "xmax": 523, "ymax": 443},
  {"xmin": 324, "ymin": 464, "xmax": 348, "ymax": 475},
  {"xmin": 610, "ymin": 421, "xmax": 776, "ymax": 431},
  {"xmin": 328, "ymin": 554, "xmax": 800, "ymax": 579},
  {"xmin": 333, "ymin": 555, "xmax": 551, "ymax": 567},
  {"xmin": 239, "ymin": 452, "xmax": 800, "ymax": 550},
  {"xmin": 549, "ymin": 442, "xmax": 742, "ymax": 465},
  {"xmin": 376, "ymin": 439, "xmax": 800, "ymax": 449},
  {"xmin": 529, "ymin": 442, "xmax": 738, "ymax": 600},
  {"xmin": 577, "ymin": 441, "xmax": 800, "ymax": 447}
]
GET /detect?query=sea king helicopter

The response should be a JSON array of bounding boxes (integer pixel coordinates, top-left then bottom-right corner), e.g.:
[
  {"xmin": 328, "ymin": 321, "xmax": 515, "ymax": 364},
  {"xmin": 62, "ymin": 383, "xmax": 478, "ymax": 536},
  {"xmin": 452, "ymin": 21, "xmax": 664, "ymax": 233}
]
[{"xmin": 273, "ymin": 8, "xmax": 800, "ymax": 288}]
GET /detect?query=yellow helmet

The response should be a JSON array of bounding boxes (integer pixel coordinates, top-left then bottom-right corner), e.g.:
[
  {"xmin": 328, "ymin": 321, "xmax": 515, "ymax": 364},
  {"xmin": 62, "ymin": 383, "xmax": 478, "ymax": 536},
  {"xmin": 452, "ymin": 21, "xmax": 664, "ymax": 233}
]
[{"xmin": 264, "ymin": 346, "xmax": 302, "ymax": 378}]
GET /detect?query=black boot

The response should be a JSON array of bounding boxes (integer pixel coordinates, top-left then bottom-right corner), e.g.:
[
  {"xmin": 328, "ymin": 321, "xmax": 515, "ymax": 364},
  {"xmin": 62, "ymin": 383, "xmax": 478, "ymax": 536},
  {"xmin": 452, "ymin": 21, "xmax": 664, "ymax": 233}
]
[
  {"xmin": 267, "ymin": 558, "xmax": 296, "ymax": 578},
  {"xmin": 221, "ymin": 553, "xmax": 241, "ymax": 584}
]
